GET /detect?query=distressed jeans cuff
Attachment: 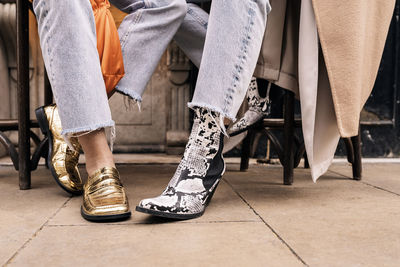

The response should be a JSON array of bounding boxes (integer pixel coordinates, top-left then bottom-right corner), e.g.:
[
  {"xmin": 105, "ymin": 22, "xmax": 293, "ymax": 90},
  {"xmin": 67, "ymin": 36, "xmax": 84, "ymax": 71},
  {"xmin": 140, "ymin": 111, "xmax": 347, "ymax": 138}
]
[
  {"xmin": 188, "ymin": 102, "xmax": 237, "ymax": 136},
  {"xmin": 61, "ymin": 120, "xmax": 116, "ymax": 151},
  {"xmin": 115, "ymin": 87, "xmax": 143, "ymax": 111}
]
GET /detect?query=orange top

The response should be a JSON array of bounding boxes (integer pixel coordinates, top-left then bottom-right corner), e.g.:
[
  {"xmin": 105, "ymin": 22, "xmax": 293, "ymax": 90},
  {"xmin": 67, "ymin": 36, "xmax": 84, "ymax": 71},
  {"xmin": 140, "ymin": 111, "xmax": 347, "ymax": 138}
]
[{"xmin": 90, "ymin": 0, "xmax": 125, "ymax": 96}]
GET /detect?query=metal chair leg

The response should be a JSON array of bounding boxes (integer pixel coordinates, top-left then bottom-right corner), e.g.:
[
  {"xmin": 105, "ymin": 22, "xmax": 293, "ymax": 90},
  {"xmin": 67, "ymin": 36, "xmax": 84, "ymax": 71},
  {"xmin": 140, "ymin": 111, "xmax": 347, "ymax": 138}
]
[
  {"xmin": 283, "ymin": 91, "xmax": 295, "ymax": 185},
  {"xmin": 240, "ymin": 130, "xmax": 255, "ymax": 171},
  {"xmin": 17, "ymin": 0, "xmax": 31, "ymax": 190},
  {"xmin": 343, "ymin": 138, "xmax": 355, "ymax": 164},
  {"xmin": 351, "ymin": 133, "xmax": 362, "ymax": 181}
]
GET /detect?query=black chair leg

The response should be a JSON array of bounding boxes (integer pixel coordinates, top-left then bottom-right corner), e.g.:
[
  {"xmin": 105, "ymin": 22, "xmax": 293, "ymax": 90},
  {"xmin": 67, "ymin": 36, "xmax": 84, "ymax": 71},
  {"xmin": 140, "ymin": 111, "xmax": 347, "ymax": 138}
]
[
  {"xmin": 240, "ymin": 130, "xmax": 255, "ymax": 171},
  {"xmin": 17, "ymin": 0, "xmax": 31, "ymax": 190},
  {"xmin": 283, "ymin": 91, "xmax": 295, "ymax": 185},
  {"xmin": 351, "ymin": 133, "xmax": 362, "ymax": 180},
  {"xmin": 343, "ymin": 138, "xmax": 355, "ymax": 164},
  {"xmin": 304, "ymin": 153, "xmax": 310, "ymax": 169}
]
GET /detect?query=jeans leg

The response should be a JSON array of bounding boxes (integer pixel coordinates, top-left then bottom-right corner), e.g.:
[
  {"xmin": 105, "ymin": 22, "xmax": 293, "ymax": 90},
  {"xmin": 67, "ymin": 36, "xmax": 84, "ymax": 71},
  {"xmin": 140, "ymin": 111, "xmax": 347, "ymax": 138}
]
[
  {"xmin": 188, "ymin": 0, "xmax": 271, "ymax": 122},
  {"xmin": 110, "ymin": 0, "xmax": 187, "ymax": 102},
  {"xmin": 173, "ymin": 3, "xmax": 208, "ymax": 68},
  {"xmin": 33, "ymin": 0, "xmax": 114, "ymax": 136}
]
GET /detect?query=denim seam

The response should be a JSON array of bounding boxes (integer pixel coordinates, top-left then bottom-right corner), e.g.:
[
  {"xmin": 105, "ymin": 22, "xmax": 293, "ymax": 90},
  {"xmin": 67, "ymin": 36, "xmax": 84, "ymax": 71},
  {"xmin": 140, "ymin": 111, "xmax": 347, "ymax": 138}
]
[
  {"xmin": 120, "ymin": 10, "xmax": 143, "ymax": 51},
  {"xmin": 143, "ymin": 0, "xmax": 153, "ymax": 8},
  {"xmin": 223, "ymin": 0, "xmax": 258, "ymax": 116},
  {"xmin": 187, "ymin": 6, "xmax": 208, "ymax": 29}
]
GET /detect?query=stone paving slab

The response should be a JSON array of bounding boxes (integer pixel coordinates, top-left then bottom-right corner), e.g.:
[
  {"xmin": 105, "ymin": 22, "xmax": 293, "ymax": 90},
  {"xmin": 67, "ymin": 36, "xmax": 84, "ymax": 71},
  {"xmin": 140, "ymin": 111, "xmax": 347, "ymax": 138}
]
[
  {"xmin": 1, "ymin": 162, "xmax": 400, "ymax": 266},
  {"xmin": 48, "ymin": 165, "xmax": 260, "ymax": 226},
  {"xmin": 0, "ymin": 167, "xmax": 69, "ymax": 266},
  {"xmin": 8, "ymin": 222, "xmax": 302, "ymax": 267},
  {"xmin": 329, "ymin": 163, "xmax": 400, "ymax": 195},
  {"xmin": 224, "ymin": 165, "xmax": 400, "ymax": 267}
]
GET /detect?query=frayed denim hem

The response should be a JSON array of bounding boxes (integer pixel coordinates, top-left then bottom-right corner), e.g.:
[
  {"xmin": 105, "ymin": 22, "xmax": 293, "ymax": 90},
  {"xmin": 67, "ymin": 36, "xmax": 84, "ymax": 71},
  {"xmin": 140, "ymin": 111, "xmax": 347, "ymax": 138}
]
[
  {"xmin": 61, "ymin": 120, "xmax": 116, "ymax": 152},
  {"xmin": 115, "ymin": 86, "xmax": 142, "ymax": 102},
  {"xmin": 115, "ymin": 87, "xmax": 143, "ymax": 111},
  {"xmin": 188, "ymin": 102, "xmax": 237, "ymax": 136}
]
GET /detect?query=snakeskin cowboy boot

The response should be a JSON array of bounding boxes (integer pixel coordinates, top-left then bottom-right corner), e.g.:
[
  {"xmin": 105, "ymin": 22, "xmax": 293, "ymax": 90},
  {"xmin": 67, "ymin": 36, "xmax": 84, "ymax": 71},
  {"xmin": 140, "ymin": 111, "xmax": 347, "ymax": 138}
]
[
  {"xmin": 136, "ymin": 108, "xmax": 225, "ymax": 220},
  {"xmin": 227, "ymin": 78, "xmax": 271, "ymax": 136},
  {"xmin": 36, "ymin": 104, "xmax": 83, "ymax": 195}
]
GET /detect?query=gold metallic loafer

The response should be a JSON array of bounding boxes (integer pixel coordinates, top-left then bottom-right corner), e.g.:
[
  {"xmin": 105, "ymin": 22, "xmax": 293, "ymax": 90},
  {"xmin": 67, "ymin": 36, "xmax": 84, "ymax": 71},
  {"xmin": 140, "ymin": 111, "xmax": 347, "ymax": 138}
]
[
  {"xmin": 81, "ymin": 167, "xmax": 131, "ymax": 222},
  {"xmin": 35, "ymin": 104, "xmax": 83, "ymax": 195}
]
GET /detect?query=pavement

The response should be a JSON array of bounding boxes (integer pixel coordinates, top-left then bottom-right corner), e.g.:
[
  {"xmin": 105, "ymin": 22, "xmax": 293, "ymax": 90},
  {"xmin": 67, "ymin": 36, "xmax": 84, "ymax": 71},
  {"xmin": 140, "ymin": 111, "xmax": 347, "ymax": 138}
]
[{"xmin": 0, "ymin": 159, "xmax": 399, "ymax": 266}]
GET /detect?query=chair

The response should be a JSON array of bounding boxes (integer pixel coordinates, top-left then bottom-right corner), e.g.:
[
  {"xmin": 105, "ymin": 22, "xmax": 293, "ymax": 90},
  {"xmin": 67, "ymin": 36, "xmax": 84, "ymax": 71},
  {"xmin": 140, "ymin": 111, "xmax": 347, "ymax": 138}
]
[
  {"xmin": 240, "ymin": 83, "xmax": 362, "ymax": 185},
  {"xmin": 0, "ymin": 0, "xmax": 51, "ymax": 189}
]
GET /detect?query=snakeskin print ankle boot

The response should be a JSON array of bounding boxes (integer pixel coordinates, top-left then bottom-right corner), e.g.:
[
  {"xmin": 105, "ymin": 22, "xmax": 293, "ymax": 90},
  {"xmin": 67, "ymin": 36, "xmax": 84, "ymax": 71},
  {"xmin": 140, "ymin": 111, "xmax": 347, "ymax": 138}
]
[
  {"xmin": 136, "ymin": 108, "xmax": 225, "ymax": 220},
  {"xmin": 228, "ymin": 78, "xmax": 271, "ymax": 136}
]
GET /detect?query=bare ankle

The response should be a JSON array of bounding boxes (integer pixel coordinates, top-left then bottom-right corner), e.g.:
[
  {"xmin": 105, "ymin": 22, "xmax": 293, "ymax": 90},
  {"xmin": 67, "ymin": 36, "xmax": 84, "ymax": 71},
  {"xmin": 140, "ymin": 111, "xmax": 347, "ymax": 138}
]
[{"xmin": 77, "ymin": 129, "xmax": 116, "ymax": 177}]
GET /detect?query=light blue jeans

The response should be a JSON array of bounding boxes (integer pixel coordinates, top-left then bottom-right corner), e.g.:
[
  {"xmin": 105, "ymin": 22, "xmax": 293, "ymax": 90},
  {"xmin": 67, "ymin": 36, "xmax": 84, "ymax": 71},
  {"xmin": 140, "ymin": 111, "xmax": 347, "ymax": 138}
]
[{"xmin": 33, "ymin": 0, "xmax": 270, "ymax": 137}]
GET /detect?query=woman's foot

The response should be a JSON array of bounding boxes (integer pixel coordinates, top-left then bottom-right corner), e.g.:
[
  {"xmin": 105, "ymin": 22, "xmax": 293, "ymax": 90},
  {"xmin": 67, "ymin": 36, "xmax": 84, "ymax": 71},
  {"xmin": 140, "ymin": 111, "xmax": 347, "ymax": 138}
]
[
  {"xmin": 35, "ymin": 104, "xmax": 83, "ymax": 195},
  {"xmin": 75, "ymin": 129, "xmax": 130, "ymax": 222},
  {"xmin": 81, "ymin": 166, "xmax": 131, "ymax": 222},
  {"xmin": 227, "ymin": 78, "xmax": 271, "ymax": 136},
  {"xmin": 136, "ymin": 108, "xmax": 225, "ymax": 220}
]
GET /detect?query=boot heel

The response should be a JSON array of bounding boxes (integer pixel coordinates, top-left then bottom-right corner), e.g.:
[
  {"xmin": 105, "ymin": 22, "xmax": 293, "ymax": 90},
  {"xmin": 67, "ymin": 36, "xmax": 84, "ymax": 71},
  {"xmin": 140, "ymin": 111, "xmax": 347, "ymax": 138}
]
[
  {"xmin": 204, "ymin": 179, "xmax": 221, "ymax": 207},
  {"xmin": 35, "ymin": 106, "xmax": 50, "ymax": 135}
]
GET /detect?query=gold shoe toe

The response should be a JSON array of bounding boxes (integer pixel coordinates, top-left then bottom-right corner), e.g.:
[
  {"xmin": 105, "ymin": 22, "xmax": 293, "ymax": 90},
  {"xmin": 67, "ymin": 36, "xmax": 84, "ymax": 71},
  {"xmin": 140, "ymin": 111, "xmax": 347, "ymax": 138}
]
[{"xmin": 81, "ymin": 167, "xmax": 131, "ymax": 222}]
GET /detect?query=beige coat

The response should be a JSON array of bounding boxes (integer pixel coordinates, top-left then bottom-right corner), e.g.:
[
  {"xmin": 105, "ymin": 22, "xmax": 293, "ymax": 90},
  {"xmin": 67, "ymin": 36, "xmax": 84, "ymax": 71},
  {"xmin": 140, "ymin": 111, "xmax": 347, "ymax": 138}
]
[
  {"xmin": 255, "ymin": 0, "xmax": 395, "ymax": 136},
  {"xmin": 253, "ymin": 0, "xmax": 395, "ymax": 180}
]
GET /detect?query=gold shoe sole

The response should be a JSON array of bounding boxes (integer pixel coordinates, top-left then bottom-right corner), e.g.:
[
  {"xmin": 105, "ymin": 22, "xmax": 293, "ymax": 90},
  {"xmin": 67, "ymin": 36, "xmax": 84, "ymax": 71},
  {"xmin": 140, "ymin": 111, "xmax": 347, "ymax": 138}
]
[
  {"xmin": 36, "ymin": 106, "xmax": 83, "ymax": 196},
  {"xmin": 81, "ymin": 207, "xmax": 131, "ymax": 222}
]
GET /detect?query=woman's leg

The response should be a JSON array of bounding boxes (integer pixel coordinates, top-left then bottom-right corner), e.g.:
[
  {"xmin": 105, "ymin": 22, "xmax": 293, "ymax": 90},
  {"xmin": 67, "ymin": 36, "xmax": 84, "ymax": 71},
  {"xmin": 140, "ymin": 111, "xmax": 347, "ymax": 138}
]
[
  {"xmin": 173, "ymin": 3, "xmax": 208, "ymax": 67},
  {"xmin": 34, "ymin": 0, "xmax": 113, "ymax": 140},
  {"xmin": 189, "ymin": 0, "xmax": 271, "ymax": 121},
  {"xmin": 175, "ymin": 4, "xmax": 271, "ymax": 137},
  {"xmin": 137, "ymin": 0, "xmax": 271, "ymax": 219},
  {"xmin": 33, "ymin": 0, "xmax": 130, "ymax": 222},
  {"xmin": 110, "ymin": 0, "xmax": 188, "ymax": 102}
]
